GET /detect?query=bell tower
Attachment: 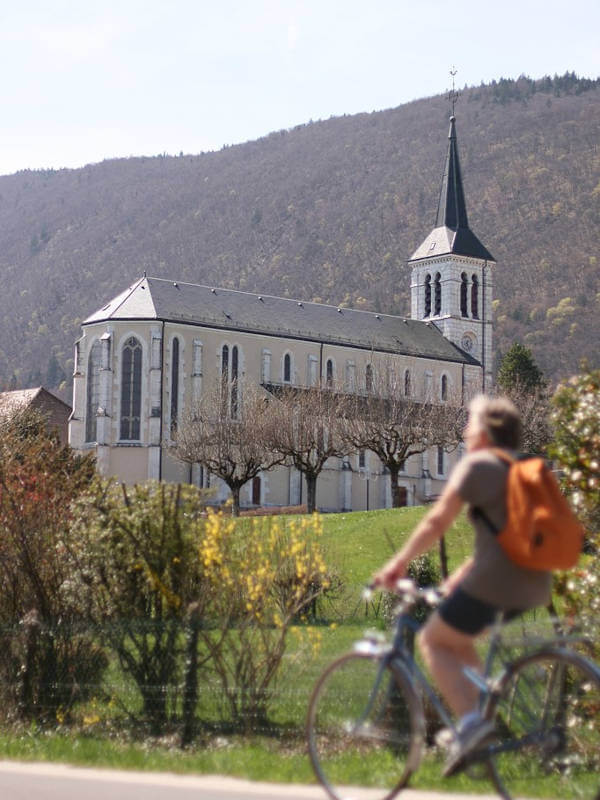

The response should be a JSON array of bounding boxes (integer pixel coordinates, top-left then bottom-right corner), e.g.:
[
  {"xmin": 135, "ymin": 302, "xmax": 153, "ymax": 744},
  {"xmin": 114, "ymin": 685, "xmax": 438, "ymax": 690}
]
[{"xmin": 409, "ymin": 113, "xmax": 495, "ymax": 392}]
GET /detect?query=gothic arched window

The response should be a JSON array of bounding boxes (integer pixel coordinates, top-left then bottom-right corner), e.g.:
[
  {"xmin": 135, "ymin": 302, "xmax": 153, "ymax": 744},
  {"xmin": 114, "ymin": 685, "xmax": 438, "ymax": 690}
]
[
  {"xmin": 120, "ymin": 336, "xmax": 142, "ymax": 440},
  {"xmin": 404, "ymin": 369, "xmax": 411, "ymax": 397},
  {"xmin": 434, "ymin": 273, "xmax": 442, "ymax": 316},
  {"xmin": 424, "ymin": 274, "xmax": 431, "ymax": 317},
  {"xmin": 441, "ymin": 374, "xmax": 448, "ymax": 402},
  {"xmin": 221, "ymin": 344, "xmax": 229, "ymax": 380},
  {"xmin": 283, "ymin": 353, "xmax": 291, "ymax": 383},
  {"xmin": 170, "ymin": 337, "xmax": 180, "ymax": 436},
  {"xmin": 231, "ymin": 345, "xmax": 239, "ymax": 418},
  {"xmin": 85, "ymin": 340, "xmax": 102, "ymax": 443},
  {"xmin": 460, "ymin": 273, "xmax": 468, "ymax": 317},
  {"xmin": 471, "ymin": 274, "xmax": 479, "ymax": 319}
]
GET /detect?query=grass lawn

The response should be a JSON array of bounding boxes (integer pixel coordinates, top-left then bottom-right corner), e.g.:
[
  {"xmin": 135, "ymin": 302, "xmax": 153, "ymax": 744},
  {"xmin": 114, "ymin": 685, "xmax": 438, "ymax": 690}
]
[{"xmin": 0, "ymin": 505, "xmax": 574, "ymax": 798}]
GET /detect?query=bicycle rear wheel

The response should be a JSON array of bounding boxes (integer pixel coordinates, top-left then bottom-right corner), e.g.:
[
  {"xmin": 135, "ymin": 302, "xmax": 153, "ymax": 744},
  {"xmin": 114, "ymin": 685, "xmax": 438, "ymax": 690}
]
[
  {"xmin": 306, "ymin": 651, "xmax": 424, "ymax": 800},
  {"xmin": 486, "ymin": 648, "xmax": 600, "ymax": 800}
]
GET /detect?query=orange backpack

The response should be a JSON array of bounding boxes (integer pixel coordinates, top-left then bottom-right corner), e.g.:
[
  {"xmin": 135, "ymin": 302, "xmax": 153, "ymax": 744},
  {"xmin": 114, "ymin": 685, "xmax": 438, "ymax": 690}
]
[{"xmin": 475, "ymin": 449, "xmax": 584, "ymax": 572}]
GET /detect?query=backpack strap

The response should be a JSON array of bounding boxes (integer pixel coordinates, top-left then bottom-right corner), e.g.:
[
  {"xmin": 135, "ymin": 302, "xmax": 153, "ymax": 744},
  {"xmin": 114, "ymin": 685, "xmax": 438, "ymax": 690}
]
[{"xmin": 471, "ymin": 448, "xmax": 514, "ymax": 536}]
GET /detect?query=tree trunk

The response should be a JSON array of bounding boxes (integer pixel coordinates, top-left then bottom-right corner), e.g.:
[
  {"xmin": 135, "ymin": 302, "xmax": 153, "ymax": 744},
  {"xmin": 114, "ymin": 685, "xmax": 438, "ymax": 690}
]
[
  {"xmin": 306, "ymin": 474, "xmax": 318, "ymax": 513},
  {"xmin": 389, "ymin": 466, "xmax": 403, "ymax": 508},
  {"xmin": 231, "ymin": 485, "xmax": 240, "ymax": 516},
  {"xmin": 438, "ymin": 536, "xmax": 449, "ymax": 579}
]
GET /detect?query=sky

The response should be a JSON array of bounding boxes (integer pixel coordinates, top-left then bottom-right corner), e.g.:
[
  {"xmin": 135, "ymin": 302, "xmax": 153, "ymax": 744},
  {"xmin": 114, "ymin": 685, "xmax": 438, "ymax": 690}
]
[{"xmin": 1, "ymin": 0, "xmax": 598, "ymax": 177}]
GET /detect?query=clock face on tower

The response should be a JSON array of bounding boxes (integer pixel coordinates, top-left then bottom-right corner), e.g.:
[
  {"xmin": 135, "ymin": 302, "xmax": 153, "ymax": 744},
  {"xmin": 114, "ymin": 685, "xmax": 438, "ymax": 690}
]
[{"xmin": 461, "ymin": 334, "xmax": 474, "ymax": 352}]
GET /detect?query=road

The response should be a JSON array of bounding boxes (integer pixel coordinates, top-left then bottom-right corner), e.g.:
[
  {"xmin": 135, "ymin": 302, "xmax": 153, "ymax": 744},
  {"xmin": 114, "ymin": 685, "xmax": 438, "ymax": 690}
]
[{"xmin": 0, "ymin": 761, "xmax": 501, "ymax": 799}]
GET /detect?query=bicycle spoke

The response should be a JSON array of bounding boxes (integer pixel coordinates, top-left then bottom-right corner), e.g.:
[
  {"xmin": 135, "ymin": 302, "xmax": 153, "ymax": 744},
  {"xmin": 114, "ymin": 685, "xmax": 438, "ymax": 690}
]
[
  {"xmin": 307, "ymin": 652, "xmax": 423, "ymax": 800},
  {"xmin": 487, "ymin": 649, "xmax": 600, "ymax": 800}
]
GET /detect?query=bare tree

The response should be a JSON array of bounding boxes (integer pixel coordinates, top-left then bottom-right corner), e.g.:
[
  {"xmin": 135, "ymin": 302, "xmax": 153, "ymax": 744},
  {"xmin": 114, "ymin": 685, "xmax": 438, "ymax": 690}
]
[
  {"xmin": 266, "ymin": 386, "xmax": 351, "ymax": 513},
  {"xmin": 172, "ymin": 380, "xmax": 284, "ymax": 516},
  {"xmin": 341, "ymin": 367, "xmax": 464, "ymax": 508}
]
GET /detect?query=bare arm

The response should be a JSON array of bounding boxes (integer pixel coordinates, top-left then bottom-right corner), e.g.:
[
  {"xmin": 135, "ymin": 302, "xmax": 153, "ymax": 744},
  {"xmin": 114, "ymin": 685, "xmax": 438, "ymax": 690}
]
[{"xmin": 374, "ymin": 484, "xmax": 464, "ymax": 591}]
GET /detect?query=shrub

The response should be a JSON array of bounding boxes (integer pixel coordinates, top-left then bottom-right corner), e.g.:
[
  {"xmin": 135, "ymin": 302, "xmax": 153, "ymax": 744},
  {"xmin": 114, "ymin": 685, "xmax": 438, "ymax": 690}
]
[
  {"xmin": 549, "ymin": 369, "xmax": 600, "ymax": 654},
  {"xmin": 0, "ymin": 407, "xmax": 100, "ymax": 722}
]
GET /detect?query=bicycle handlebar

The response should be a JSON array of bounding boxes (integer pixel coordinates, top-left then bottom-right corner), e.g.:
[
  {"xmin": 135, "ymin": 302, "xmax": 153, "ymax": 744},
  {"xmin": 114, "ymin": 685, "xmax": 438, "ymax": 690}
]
[{"xmin": 363, "ymin": 578, "xmax": 444, "ymax": 608}]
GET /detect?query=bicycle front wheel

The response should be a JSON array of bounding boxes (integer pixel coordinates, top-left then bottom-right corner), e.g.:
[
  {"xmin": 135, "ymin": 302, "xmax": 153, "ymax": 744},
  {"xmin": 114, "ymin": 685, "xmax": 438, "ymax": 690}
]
[
  {"xmin": 306, "ymin": 651, "xmax": 424, "ymax": 800},
  {"xmin": 486, "ymin": 648, "xmax": 600, "ymax": 800}
]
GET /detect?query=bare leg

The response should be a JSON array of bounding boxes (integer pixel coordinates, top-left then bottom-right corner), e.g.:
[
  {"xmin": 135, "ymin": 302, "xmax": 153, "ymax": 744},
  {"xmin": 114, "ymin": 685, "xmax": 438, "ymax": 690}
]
[{"xmin": 417, "ymin": 611, "xmax": 483, "ymax": 717}]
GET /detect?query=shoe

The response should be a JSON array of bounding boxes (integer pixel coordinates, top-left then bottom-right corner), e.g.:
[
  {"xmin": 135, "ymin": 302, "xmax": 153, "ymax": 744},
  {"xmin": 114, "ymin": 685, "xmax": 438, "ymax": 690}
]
[{"xmin": 443, "ymin": 717, "xmax": 495, "ymax": 777}]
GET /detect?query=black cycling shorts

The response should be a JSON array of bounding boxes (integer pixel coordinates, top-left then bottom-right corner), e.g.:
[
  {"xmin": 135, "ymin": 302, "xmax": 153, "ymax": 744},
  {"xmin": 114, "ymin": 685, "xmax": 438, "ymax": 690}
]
[{"xmin": 437, "ymin": 587, "xmax": 521, "ymax": 636}]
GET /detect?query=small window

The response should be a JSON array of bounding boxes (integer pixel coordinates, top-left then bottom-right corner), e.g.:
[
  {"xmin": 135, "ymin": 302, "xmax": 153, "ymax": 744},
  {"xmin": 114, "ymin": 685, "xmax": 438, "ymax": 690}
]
[
  {"xmin": 326, "ymin": 358, "xmax": 334, "ymax": 388},
  {"xmin": 365, "ymin": 364, "xmax": 373, "ymax": 393},
  {"xmin": 404, "ymin": 369, "xmax": 411, "ymax": 397},
  {"xmin": 283, "ymin": 353, "xmax": 291, "ymax": 383},
  {"xmin": 441, "ymin": 374, "xmax": 448, "ymax": 402},
  {"xmin": 358, "ymin": 449, "xmax": 366, "ymax": 469},
  {"xmin": 437, "ymin": 446, "xmax": 445, "ymax": 476},
  {"xmin": 221, "ymin": 344, "xmax": 229, "ymax": 379},
  {"xmin": 424, "ymin": 274, "xmax": 431, "ymax": 317}
]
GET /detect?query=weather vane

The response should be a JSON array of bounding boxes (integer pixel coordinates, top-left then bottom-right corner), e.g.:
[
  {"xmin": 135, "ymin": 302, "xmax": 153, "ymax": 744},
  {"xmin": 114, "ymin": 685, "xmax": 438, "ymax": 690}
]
[{"xmin": 448, "ymin": 67, "xmax": 459, "ymax": 116}]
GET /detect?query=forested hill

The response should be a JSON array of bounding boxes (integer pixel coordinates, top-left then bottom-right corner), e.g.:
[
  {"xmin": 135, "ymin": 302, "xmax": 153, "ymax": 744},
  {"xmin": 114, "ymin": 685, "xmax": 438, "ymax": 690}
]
[{"xmin": 0, "ymin": 72, "xmax": 598, "ymax": 394}]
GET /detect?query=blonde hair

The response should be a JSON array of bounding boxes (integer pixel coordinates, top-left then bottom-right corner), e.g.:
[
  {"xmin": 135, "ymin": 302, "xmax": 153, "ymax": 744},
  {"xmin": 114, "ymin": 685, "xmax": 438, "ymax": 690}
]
[{"xmin": 468, "ymin": 394, "xmax": 522, "ymax": 450}]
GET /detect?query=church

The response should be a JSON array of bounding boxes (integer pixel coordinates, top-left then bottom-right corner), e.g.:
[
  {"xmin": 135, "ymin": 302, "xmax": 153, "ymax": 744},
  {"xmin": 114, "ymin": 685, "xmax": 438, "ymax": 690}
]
[{"xmin": 68, "ymin": 115, "xmax": 494, "ymax": 512}]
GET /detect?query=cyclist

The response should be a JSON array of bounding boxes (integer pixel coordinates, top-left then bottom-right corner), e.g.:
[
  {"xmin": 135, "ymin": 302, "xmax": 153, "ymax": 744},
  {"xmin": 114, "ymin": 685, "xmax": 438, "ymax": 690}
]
[{"xmin": 373, "ymin": 394, "xmax": 552, "ymax": 776}]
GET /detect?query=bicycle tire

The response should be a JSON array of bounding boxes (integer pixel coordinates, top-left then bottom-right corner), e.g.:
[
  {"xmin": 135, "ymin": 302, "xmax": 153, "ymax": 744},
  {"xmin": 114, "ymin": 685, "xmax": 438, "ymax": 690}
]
[
  {"xmin": 485, "ymin": 647, "xmax": 600, "ymax": 800},
  {"xmin": 306, "ymin": 650, "xmax": 424, "ymax": 800}
]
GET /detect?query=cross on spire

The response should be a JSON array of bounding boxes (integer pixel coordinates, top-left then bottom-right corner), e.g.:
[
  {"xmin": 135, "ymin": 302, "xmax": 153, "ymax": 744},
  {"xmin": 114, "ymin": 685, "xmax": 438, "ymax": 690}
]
[{"xmin": 448, "ymin": 67, "xmax": 459, "ymax": 117}]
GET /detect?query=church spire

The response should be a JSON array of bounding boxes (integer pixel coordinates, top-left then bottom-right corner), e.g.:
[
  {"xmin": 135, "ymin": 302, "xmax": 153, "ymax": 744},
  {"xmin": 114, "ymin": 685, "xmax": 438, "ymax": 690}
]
[
  {"xmin": 409, "ymin": 114, "xmax": 494, "ymax": 262},
  {"xmin": 435, "ymin": 115, "xmax": 469, "ymax": 231}
]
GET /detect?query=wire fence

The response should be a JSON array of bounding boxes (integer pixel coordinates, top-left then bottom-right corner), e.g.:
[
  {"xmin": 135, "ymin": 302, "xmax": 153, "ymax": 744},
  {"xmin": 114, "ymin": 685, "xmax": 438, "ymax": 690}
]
[{"xmin": 0, "ymin": 605, "xmax": 595, "ymax": 746}]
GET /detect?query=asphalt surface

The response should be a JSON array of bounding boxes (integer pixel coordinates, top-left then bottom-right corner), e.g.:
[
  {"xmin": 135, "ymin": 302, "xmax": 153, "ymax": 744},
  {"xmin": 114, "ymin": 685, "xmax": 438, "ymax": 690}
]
[{"xmin": 0, "ymin": 761, "xmax": 502, "ymax": 799}]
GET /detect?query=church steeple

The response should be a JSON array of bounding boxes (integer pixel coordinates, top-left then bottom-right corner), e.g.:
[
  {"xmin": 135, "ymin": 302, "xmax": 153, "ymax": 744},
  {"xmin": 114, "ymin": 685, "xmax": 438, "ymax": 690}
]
[
  {"xmin": 436, "ymin": 116, "xmax": 469, "ymax": 231},
  {"xmin": 410, "ymin": 115, "xmax": 493, "ymax": 262},
  {"xmin": 409, "ymin": 111, "xmax": 495, "ymax": 393}
]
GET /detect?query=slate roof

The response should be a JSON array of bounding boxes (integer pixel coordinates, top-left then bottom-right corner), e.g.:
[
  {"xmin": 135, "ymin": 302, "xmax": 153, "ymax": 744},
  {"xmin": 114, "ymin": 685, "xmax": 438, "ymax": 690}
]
[
  {"xmin": 84, "ymin": 276, "xmax": 479, "ymax": 366},
  {"xmin": 410, "ymin": 116, "xmax": 494, "ymax": 263}
]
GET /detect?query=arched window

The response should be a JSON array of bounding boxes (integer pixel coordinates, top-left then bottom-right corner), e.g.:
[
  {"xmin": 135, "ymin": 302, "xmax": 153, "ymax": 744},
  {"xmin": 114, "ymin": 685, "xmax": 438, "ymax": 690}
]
[
  {"xmin": 471, "ymin": 274, "xmax": 479, "ymax": 319},
  {"xmin": 170, "ymin": 337, "xmax": 180, "ymax": 437},
  {"xmin": 441, "ymin": 374, "xmax": 448, "ymax": 402},
  {"xmin": 326, "ymin": 358, "xmax": 334, "ymax": 388},
  {"xmin": 437, "ymin": 446, "xmax": 445, "ymax": 476},
  {"xmin": 404, "ymin": 369, "xmax": 411, "ymax": 397},
  {"xmin": 120, "ymin": 336, "xmax": 142, "ymax": 440},
  {"xmin": 231, "ymin": 345, "xmax": 239, "ymax": 418},
  {"xmin": 85, "ymin": 340, "xmax": 102, "ymax": 443},
  {"xmin": 365, "ymin": 364, "xmax": 373, "ymax": 393},
  {"xmin": 434, "ymin": 273, "xmax": 442, "ymax": 316},
  {"xmin": 283, "ymin": 353, "xmax": 291, "ymax": 383},
  {"xmin": 424, "ymin": 274, "xmax": 431, "ymax": 317},
  {"xmin": 221, "ymin": 344, "xmax": 229, "ymax": 380},
  {"xmin": 460, "ymin": 273, "xmax": 468, "ymax": 317}
]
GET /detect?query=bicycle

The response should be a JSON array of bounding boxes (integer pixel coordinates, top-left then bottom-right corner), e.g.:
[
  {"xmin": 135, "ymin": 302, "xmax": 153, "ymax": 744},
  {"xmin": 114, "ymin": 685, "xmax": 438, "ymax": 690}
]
[{"xmin": 306, "ymin": 579, "xmax": 600, "ymax": 800}]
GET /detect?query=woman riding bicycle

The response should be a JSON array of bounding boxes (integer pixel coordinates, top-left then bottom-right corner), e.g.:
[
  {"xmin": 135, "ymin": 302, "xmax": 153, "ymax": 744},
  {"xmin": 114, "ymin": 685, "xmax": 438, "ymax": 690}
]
[{"xmin": 374, "ymin": 394, "xmax": 552, "ymax": 776}]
